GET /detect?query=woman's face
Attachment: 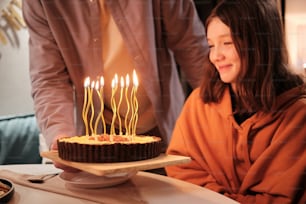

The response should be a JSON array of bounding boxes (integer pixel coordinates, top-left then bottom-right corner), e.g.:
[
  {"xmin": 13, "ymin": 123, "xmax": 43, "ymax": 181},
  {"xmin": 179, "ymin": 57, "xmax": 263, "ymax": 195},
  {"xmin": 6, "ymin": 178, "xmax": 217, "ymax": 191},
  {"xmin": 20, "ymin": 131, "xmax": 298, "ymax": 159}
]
[{"xmin": 207, "ymin": 17, "xmax": 241, "ymax": 91}]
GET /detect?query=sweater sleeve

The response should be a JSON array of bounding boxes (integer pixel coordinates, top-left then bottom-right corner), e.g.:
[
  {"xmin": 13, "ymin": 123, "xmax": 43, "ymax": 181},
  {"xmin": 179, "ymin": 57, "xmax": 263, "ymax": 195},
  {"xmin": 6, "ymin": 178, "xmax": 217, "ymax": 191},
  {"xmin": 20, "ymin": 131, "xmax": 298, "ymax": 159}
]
[
  {"xmin": 166, "ymin": 123, "xmax": 227, "ymax": 193},
  {"xmin": 22, "ymin": 0, "xmax": 77, "ymax": 147},
  {"xmin": 160, "ymin": 0, "xmax": 209, "ymax": 88},
  {"xmin": 165, "ymin": 90, "xmax": 227, "ymax": 193}
]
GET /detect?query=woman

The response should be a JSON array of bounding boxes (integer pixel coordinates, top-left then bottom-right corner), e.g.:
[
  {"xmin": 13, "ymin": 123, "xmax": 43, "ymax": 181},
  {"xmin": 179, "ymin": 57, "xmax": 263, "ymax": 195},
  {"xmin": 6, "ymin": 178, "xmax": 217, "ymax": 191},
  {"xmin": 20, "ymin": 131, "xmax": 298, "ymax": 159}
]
[{"xmin": 165, "ymin": 0, "xmax": 306, "ymax": 203}]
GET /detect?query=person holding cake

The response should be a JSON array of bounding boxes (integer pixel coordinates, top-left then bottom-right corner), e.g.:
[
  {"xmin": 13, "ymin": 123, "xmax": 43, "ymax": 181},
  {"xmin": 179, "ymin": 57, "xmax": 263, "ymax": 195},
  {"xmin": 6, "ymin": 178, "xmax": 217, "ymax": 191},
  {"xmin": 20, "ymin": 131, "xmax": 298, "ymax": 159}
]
[
  {"xmin": 22, "ymin": 0, "xmax": 209, "ymax": 172},
  {"xmin": 166, "ymin": 0, "xmax": 306, "ymax": 203}
]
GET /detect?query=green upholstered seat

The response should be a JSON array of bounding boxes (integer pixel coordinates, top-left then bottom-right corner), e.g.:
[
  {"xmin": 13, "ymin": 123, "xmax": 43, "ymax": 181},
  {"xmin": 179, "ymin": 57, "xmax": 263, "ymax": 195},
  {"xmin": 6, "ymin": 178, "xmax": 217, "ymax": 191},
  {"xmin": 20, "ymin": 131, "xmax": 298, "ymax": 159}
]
[{"xmin": 0, "ymin": 114, "xmax": 42, "ymax": 164}]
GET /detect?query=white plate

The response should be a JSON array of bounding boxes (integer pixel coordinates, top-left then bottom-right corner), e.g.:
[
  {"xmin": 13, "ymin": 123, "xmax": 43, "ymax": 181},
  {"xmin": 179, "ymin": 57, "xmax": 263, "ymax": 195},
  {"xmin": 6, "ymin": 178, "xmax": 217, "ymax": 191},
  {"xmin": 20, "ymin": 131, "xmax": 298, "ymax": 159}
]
[{"xmin": 59, "ymin": 171, "xmax": 137, "ymax": 189}]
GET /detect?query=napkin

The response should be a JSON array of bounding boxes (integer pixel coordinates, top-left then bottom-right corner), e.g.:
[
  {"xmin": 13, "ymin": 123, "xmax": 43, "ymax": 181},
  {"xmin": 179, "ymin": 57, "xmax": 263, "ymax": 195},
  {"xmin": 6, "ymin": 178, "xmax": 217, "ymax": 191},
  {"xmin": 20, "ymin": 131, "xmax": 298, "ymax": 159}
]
[{"xmin": 0, "ymin": 170, "xmax": 146, "ymax": 204}]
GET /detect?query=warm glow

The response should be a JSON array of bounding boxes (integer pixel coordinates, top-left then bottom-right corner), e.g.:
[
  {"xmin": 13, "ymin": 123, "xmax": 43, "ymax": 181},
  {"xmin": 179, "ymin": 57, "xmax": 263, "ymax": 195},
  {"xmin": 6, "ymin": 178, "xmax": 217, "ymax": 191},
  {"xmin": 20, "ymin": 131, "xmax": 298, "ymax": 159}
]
[
  {"xmin": 100, "ymin": 76, "xmax": 104, "ymax": 87},
  {"xmin": 126, "ymin": 74, "xmax": 130, "ymax": 87},
  {"xmin": 84, "ymin": 77, "xmax": 90, "ymax": 87},
  {"xmin": 95, "ymin": 80, "xmax": 99, "ymax": 90},
  {"xmin": 133, "ymin": 70, "xmax": 139, "ymax": 87},
  {"xmin": 114, "ymin": 74, "xmax": 118, "ymax": 86},
  {"xmin": 91, "ymin": 81, "xmax": 95, "ymax": 89},
  {"xmin": 82, "ymin": 71, "xmax": 139, "ymax": 138},
  {"xmin": 111, "ymin": 78, "xmax": 115, "ymax": 89}
]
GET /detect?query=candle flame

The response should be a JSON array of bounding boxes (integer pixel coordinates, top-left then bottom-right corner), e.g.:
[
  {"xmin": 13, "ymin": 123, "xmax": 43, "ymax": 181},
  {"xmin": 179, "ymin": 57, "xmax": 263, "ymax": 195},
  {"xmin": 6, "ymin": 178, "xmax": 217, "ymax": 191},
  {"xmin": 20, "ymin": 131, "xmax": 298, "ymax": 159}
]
[
  {"xmin": 114, "ymin": 74, "xmax": 118, "ymax": 86},
  {"xmin": 111, "ymin": 78, "xmax": 115, "ymax": 89},
  {"xmin": 133, "ymin": 70, "xmax": 138, "ymax": 87},
  {"xmin": 95, "ymin": 80, "xmax": 99, "ymax": 90},
  {"xmin": 126, "ymin": 74, "xmax": 130, "ymax": 87},
  {"xmin": 120, "ymin": 76, "xmax": 124, "ymax": 88},
  {"xmin": 84, "ymin": 77, "xmax": 90, "ymax": 87},
  {"xmin": 100, "ymin": 76, "xmax": 104, "ymax": 87},
  {"xmin": 91, "ymin": 81, "xmax": 95, "ymax": 89}
]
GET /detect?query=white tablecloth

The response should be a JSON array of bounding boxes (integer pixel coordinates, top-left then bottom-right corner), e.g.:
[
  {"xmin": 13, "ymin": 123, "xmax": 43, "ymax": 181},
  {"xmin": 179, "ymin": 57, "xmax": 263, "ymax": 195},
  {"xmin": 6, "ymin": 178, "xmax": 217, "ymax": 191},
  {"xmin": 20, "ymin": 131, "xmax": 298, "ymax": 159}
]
[{"xmin": 0, "ymin": 164, "xmax": 239, "ymax": 204}]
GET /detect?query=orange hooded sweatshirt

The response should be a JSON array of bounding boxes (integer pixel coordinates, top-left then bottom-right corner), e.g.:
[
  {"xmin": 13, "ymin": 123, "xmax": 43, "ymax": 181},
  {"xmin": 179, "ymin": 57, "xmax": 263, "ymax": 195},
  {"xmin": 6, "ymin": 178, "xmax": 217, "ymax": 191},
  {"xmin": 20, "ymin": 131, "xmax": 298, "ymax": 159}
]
[{"xmin": 166, "ymin": 85, "xmax": 306, "ymax": 204}]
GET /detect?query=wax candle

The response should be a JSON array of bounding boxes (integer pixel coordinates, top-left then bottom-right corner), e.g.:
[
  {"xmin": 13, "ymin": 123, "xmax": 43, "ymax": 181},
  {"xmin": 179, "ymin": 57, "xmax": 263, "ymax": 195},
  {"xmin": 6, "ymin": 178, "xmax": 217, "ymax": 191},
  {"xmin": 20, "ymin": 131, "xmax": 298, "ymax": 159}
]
[
  {"xmin": 132, "ymin": 70, "xmax": 139, "ymax": 136},
  {"xmin": 93, "ymin": 80, "xmax": 100, "ymax": 140},
  {"xmin": 89, "ymin": 81, "xmax": 95, "ymax": 135},
  {"xmin": 124, "ymin": 74, "xmax": 130, "ymax": 136},
  {"xmin": 110, "ymin": 74, "xmax": 118, "ymax": 137},
  {"xmin": 82, "ymin": 77, "xmax": 90, "ymax": 136},
  {"xmin": 93, "ymin": 78, "xmax": 106, "ymax": 139},
  {"xmin": 128, "ymin": 70, "xmax": 139, "ymax": 138},
  {"xmin": 128, "ymin": 78, "xmax": 135, "ymax": 137},
  {"xmin": 117, "ymin": 76, "xmax": 124, "ymax": 135},
  {"xmin": 100, "ymin": 76, "xmax": 106, "ymax": 135}
]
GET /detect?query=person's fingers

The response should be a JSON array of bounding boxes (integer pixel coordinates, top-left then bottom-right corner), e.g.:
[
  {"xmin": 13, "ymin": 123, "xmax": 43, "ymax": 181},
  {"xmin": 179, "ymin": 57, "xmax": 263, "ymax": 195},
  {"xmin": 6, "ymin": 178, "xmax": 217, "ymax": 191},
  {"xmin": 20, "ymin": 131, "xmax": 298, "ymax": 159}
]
[
  {"xmin": 50, "ymin": 134, "xmax": 69, "ymax": 150},
  {"xmin": 50, "ymin": 134, "xmax": 80, "ymax": 172}
]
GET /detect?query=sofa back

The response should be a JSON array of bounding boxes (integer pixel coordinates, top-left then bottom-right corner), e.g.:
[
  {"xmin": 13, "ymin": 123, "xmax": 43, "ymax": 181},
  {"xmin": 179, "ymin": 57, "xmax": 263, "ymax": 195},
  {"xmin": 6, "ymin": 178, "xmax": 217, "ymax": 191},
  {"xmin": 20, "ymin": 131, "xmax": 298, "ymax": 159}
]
[{"xmin": 0, "ymin": 114, "xmax": 42, "ymax": 164}]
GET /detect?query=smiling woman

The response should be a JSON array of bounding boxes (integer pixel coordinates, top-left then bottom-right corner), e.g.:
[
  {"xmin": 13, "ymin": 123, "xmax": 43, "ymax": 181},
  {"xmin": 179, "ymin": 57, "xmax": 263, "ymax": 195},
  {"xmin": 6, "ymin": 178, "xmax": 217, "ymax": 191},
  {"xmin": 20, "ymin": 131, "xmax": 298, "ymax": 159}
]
[
  {"xmin": 206, "ymin": 17, "xmax": 241, "ymax": 90},
  {"xmin": 166, "ymin": 1, "xmax": 306, "ymax": 203}
]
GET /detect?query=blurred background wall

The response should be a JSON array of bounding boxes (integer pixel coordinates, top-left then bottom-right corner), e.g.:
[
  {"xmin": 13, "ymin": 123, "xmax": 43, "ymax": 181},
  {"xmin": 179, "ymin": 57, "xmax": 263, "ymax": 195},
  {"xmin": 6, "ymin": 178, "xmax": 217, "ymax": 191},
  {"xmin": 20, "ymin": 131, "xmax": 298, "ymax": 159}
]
[{"xmin": 0, "ymin": 0, "xmax": 33, "ymax": 116}]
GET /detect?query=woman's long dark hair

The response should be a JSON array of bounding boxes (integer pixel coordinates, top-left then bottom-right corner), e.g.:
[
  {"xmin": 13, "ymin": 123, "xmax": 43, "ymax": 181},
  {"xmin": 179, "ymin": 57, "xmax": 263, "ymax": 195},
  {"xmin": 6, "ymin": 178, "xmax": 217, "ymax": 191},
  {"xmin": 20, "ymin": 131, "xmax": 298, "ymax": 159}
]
[{"xmin": 200, "ymin": 0, "xmax": 304, "ymax": 113}]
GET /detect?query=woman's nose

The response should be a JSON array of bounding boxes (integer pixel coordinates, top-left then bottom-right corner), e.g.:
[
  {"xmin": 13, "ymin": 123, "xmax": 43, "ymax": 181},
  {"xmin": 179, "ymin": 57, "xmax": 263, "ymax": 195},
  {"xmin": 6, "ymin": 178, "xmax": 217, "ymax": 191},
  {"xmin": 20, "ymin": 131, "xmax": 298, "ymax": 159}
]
[{"xmin": 210, "ymin": 47, "xmax": 224, "ymax": 62}]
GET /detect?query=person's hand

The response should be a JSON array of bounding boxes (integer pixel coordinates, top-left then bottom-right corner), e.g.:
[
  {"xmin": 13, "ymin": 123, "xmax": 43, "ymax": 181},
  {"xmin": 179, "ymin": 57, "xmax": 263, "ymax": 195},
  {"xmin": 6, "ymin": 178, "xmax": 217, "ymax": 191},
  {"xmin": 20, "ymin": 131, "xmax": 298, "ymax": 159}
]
[{"xmin": 51, "ymin": 134, "xmax": 80, "ymax": 173}]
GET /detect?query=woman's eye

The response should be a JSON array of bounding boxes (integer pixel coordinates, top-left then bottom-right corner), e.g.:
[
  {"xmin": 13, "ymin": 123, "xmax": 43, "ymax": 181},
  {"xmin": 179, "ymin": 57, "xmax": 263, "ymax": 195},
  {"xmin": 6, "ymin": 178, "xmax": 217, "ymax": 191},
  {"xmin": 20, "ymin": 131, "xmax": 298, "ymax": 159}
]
[
  {"xmin": 208, "ymin": 44, "xmax": 214, "ymax": 49},
  {"xmin": 224, "ymin": 42, "xmax": 233, "ymax": 45}
]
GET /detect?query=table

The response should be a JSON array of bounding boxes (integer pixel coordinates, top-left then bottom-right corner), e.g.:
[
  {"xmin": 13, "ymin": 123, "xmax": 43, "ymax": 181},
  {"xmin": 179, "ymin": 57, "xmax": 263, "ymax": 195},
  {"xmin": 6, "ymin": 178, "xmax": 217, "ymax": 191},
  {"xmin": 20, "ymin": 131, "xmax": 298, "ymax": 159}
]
[{"xmin": 0, "ymin": 164, "xmax": 239, "ymax": 204}]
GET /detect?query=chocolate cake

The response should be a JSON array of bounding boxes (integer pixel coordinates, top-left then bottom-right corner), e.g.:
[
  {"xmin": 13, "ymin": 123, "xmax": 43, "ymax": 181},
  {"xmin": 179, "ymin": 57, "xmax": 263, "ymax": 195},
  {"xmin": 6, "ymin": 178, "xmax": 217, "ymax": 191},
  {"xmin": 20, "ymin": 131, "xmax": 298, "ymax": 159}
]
[{"xmin": 57, "ymin": 135, "xmax": 162, "ymax": 163}]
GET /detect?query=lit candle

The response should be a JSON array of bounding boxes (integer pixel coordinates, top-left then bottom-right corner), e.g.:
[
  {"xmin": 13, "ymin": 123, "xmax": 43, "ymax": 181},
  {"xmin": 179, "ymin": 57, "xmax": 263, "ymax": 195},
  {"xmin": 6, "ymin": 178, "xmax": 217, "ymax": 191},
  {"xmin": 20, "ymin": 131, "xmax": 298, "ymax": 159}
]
[
  {"xmin": 128, "ymin": 76, "xmax": 135, "ymax": 138},
  {"xmin": 94, "ymin": 78, "xmax": 103, "ymax": 140},
  {"xmin": 132, "ymin": 70, "xmax": 139, "ymax": 136},
  {"xmin": 100, "ymin": 76, "xmax": 106, "ymax": 135},
  {"xmin": 95, "ymin": 77, "xmax": 106, "ymax": 134},
  {"xmin": 128, "ymin": 70, "xmax": 139, "ymax": 138},
  {"xmin": 117, "ymin": 76, "xmax": 124, "ymax": 135},
  {"xmin": 82, "ymin": 77, "xmax": 90, "ymax": 136},
  {"xmin": 89, "ymin": 81, "xmax": 95, "ymax": 136},
  {"xmin": 110, "ymin": 74, "xmax": 118, "ymax": 137},
  {"xmin": 124, "ymin": 74, "xmax": 130, "ymax": 136}
]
